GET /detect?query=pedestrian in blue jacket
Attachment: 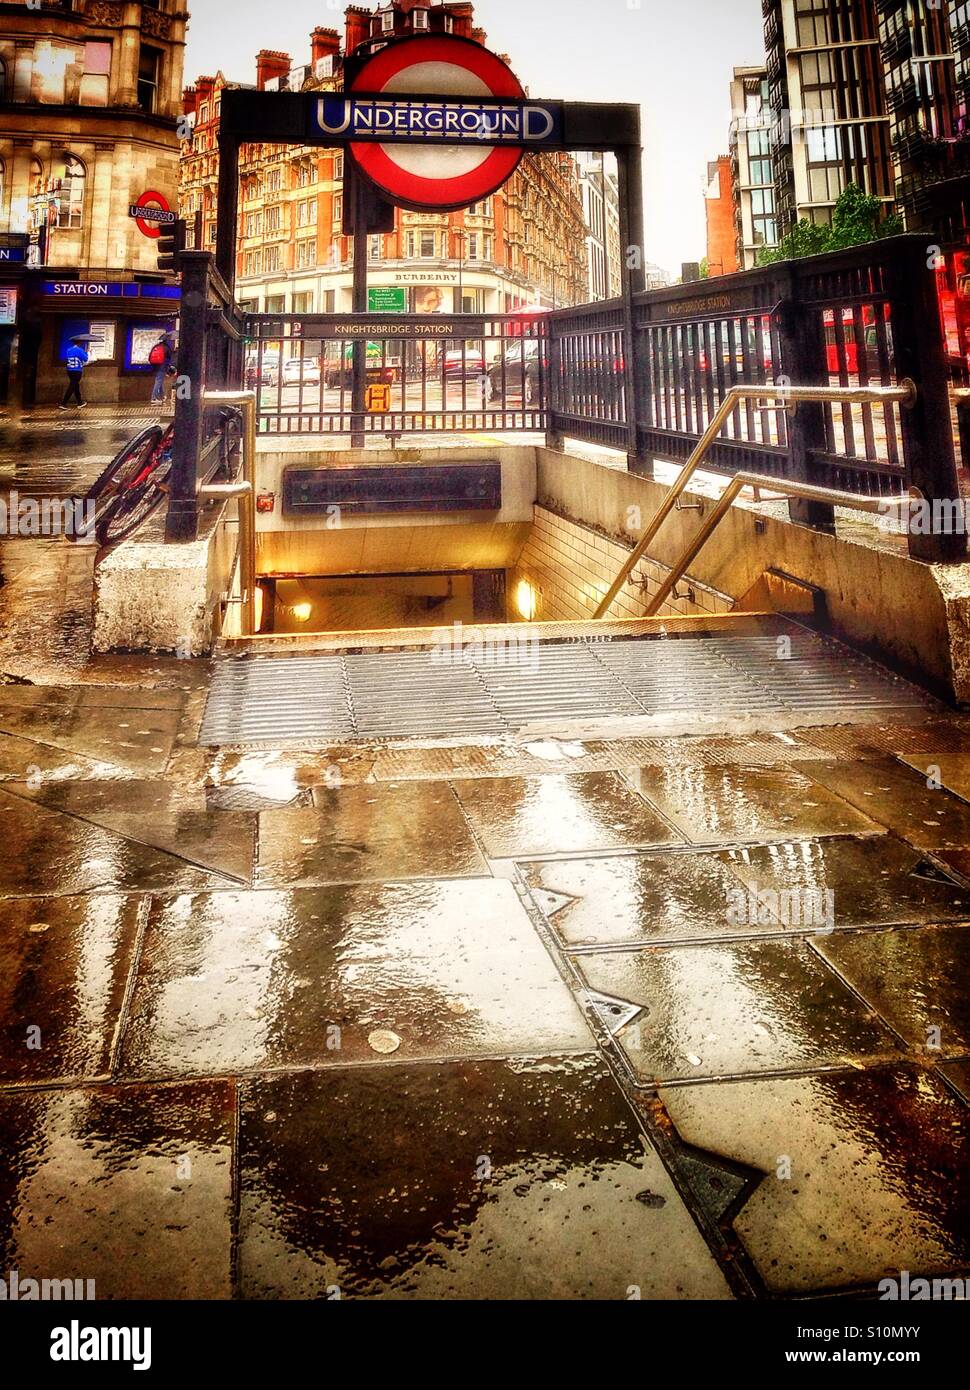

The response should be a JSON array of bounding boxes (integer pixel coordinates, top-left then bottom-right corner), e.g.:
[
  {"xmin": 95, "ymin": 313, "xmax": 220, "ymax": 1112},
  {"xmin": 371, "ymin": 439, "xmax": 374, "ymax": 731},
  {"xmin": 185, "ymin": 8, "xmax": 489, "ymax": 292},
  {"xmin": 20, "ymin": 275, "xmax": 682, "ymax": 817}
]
[{"xmin": 60, "ymin": 339, "xmax": 89, "ymax": 409}]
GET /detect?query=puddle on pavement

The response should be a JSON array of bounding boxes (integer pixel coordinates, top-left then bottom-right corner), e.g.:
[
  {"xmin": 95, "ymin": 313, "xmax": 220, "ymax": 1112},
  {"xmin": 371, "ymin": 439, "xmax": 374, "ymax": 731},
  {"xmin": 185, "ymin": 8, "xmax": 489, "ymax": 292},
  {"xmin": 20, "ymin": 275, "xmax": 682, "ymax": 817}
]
[
  {"xmin": 258, "ymin": 781, "xmax": 486, "ymax": 886},
  {"xmin": 451, "ymin": 772, "xmax": 683, "ymax": 857},
  {"xmin": 0, "ymin": 894, "xmax": 142, "ymax": 1083},
  {"xmin": 521, "ymin": 850, "xmax": 799, "ymax": 948},
  {"xmin": 576, "ymin": 940, "xmax": 900, "ymax": 1083},
  {"xmin": 815, "ymin": 923, "xmax": 970, "ymax": 1054},
  {"xmin": 627, "ymin": 764, "xmax": 883, "ymax": 845},
  {"xmin": 0, "ymin": 1079, "xmax": 234, "ymax": 1299},
  {"xmin": 721, "ymin": 835, "xmax": 970, "ymax": 926},
  {"xmin": 236, "ymin": 1056, "xmax": 732, "ymax": 1300},
  {"xmin": 117, "ymin": 880, "xmax": 593, "ymax": 1078},
  {"xmin": 660, "ymin": 1067, "xmax": 970, "ymax": 1294}
]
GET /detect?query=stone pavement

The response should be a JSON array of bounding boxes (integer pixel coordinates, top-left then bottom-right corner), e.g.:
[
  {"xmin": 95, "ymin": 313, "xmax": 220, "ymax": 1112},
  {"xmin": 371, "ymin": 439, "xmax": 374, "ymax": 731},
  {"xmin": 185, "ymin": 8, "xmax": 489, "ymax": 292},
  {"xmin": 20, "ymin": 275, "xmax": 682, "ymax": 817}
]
[
  {"xmin": 0, "ymin": 416, "xmax": 968, "ymax": 1301},
  {"xmin": 0, "ymin": 592, "xmax": 968, "ymax": 1298}
]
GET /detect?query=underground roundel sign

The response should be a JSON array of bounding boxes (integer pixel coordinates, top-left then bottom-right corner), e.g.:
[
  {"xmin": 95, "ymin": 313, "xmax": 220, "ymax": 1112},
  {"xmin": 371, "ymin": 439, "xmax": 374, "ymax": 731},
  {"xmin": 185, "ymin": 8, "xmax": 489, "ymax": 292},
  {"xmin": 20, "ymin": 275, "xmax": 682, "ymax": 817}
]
[
  {"xmin": 128, "ymin": 190, "xmax": 176, "ymax": 239},
  {"xmin": 348, "ymin": 35, "xmax": 530, "ymax": 211}
]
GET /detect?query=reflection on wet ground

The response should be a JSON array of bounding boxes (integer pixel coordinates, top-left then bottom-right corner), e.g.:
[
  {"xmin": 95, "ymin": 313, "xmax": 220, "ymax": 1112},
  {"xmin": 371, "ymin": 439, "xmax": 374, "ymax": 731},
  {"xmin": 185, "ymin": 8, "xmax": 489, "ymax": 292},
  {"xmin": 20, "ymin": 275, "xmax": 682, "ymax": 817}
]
[{"xmin": 0, "ymin": 475, "xmax": 968, "ymax": 1296}]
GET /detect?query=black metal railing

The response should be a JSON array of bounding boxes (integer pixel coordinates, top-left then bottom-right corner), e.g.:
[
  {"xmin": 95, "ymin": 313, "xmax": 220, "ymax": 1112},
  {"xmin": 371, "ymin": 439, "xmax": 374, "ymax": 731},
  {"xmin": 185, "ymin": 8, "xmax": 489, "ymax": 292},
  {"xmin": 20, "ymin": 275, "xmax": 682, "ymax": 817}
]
[
  {"xmin": 246, "ymin": 311, "xmax": 549, "ymax": 438},
  {"xmin": 168, "ymin": 238, "xmax": 965, "ymax": 562},
  {"xmin": 167, "ymin": 251, "xmax": 247, "ymax": 540},
  {"xmin": 543, "ymin": 236, "xmax": 963, "ymax": 563}
]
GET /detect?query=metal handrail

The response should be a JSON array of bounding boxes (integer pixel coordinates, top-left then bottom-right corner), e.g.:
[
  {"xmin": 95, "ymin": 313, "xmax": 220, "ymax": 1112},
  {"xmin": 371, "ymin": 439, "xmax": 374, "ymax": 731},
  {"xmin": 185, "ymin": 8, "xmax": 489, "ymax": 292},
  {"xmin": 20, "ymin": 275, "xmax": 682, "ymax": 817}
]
[
  {"xmin": 196, "ymin": 389, "xmax": 258, "ymax": 637},
  {"xmin": 594, "ymin": 380, "xmax": 918, "ymax": 620}
]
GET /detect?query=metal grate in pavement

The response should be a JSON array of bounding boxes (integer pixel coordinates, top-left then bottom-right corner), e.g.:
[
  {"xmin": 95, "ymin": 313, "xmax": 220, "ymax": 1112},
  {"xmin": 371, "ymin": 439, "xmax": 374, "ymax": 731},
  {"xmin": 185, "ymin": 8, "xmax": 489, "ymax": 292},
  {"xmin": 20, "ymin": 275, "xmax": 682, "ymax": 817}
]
[{"xmin": 197, "ymin": 629, "xmax": 936, "ymax": 747}]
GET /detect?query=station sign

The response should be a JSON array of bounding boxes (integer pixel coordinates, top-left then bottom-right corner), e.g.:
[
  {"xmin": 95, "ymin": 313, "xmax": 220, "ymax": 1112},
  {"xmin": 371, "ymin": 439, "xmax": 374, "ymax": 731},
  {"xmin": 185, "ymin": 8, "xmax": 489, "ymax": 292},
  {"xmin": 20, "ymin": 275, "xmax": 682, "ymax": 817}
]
[
  {"xmin": 317, "ymin": 96, "xmax": 561, "ymax": 147},
  {"xmin": 0, "ymin": 247, "xmax": 26, "ymax": 264},
  {"xmin": 339, "ymin": 35, "xmax": 543, "ymax": 212},
  {"xmin": 314, "ymin": 317, "xmax": 485, "ymax": 339},
  {"xmin": 129, "ymin": 190, "xmax": 176, "ymax": 239},
  {"xmin": 42, "ymin": 281, "xmax": 182, "ymax": 300}
]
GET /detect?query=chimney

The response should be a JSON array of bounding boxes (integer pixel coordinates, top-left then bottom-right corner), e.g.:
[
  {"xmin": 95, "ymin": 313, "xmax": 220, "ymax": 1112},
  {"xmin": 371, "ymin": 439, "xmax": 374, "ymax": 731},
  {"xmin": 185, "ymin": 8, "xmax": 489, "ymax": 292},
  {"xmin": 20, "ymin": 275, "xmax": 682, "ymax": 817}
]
[
  {"xmin": 256, "ymin": 50, "xmax": 291, "ymax": 90},
  {"xmin": 182, "ymin": 85, "xmax": 198, "ymax": 117},
  {"xmin": 471, "ymin": 27, "xmax": 487, "ymax": 47},
  {"xmin": 311, "ymin": 27, "xmax": 341, "ymax": 63},
  {"xmin": 449, "ymin": 3, "xmax": 475, "ymax": 39},
  {"xmin": 345, "ymin": 6, "xmax": 371, "ymax": 55}
]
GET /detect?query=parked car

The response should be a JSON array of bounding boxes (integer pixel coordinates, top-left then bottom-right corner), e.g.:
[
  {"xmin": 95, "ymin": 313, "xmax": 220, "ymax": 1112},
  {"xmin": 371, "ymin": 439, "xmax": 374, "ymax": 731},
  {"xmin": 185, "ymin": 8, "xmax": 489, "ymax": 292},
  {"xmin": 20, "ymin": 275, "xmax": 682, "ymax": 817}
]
[
  {"xmin": 325, "ymin": 342, "xmax": 400, "ymax": 389},
  {"xmin": 248, "ymin": 351, "xmax": 280, "ymax": 386},
  {"xmin": 282, "ymin": 356, "xmax": 321, "ymax": 387},
  {"xmin": 443, "ymin": 349, "xmax": 486, "ymax": 381},
  {"xmin": 487, "ymin": 340, "xmax": 547, "ymax": 403}
]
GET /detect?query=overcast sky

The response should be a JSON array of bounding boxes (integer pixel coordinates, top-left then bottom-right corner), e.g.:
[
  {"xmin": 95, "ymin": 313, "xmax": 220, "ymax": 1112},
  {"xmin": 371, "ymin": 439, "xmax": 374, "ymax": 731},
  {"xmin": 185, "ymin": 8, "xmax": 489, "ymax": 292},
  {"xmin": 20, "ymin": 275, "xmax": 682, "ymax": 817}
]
[{"xmin": 184, "ymin": 0, "xmax": 766, "ymax": 278}]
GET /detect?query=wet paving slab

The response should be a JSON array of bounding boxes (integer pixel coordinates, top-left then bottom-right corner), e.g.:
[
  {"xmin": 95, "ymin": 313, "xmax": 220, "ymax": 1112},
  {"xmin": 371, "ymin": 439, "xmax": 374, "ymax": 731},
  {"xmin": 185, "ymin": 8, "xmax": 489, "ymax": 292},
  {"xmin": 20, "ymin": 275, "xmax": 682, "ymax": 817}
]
[
  {"xmin": 0, "ymin": 894, "xmax": 143, "ymax": 1084},
  {"xmin": 626, "ymin": 764, "xmax": 882, "ymax": 846},
  {"xmin": 236, "ymin": 1055, "xmax": 732, "ymax": 1300},
  {"xmin": 720, "ymin": 834, "xmax": 970, "ymax": 927},
  {"xmin": 801, "ymin": 755, "xmax": 970, "ymax": 851},
  {"xmin": 940, "ymin": 1060, "xmax": 970, "ymax": 1103},
  {"xmin": 520, "ymin": 850, "xmax": 790, "ymax": 948},
  {"xmin": 11, "ymin": 779, "xmax": 255, "ymax": 883},
  {"xmin": 0, "ymin": 786, "xmax": 225, "ymax": 898},
  {"xmin": 815, "ymin": 923, "xmax": 970, "ymax": 1056},
  {"xmin": 0, "ymin": 702, "xmax": 182, "ymax": 776},
  {"xmin": 118, "ymin": 881, "xmax": 594, "ymax": 1079},
  {"xmin": 575, "ymin": 940, "xmax": 900, "ymax": 1084},
  {"xmin": 0, "ymin": 1079, "xmax": 234, "ymax": 1299},
  {"xmin": 450, "ymin": 772, "xmax": 683, "ymax": 858},
  {"xmin": 659, "ymin": 1067, "xmax": 970, "ymax": 1295},
  {"xmin": 259, "ymin": 782, "xmax": 487, "ymax": 886},
  {"xmin": 0, "ymin": 729, "xmax": 127, "ymax": 784}
]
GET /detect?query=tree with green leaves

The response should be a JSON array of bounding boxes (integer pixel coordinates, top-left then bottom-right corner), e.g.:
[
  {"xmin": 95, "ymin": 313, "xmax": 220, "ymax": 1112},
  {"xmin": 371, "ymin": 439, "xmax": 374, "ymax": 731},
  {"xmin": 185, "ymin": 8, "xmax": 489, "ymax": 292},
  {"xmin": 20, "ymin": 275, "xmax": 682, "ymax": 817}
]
[{"xmin": 757, "ymin": 184, "xmax": 903, "ymax": 266}]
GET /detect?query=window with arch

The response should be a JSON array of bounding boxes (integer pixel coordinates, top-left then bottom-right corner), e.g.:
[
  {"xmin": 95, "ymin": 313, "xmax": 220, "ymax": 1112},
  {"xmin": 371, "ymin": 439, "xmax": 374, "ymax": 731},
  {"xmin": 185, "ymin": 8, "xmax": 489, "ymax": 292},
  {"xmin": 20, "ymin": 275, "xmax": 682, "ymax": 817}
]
[{"xmin": 57, "ymin": 155, "xmax": 85, "ymax": 229}]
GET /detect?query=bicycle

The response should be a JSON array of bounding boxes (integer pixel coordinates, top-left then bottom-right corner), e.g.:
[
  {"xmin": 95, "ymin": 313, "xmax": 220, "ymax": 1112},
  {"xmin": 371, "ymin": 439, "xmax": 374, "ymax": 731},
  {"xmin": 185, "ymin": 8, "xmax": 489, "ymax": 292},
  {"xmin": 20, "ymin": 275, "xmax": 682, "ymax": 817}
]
[{"xmin": 73, "ymin": 409, "xmax": 242, "ymax": 549}]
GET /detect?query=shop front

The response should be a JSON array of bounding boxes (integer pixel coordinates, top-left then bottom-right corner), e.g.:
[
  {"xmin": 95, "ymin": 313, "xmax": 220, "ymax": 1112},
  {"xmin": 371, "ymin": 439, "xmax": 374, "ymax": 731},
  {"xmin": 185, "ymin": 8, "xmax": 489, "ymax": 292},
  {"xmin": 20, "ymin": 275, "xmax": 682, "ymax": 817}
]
[{"xmin": 16, "ymin": 277, "xmax": 180, "ymax": 407}]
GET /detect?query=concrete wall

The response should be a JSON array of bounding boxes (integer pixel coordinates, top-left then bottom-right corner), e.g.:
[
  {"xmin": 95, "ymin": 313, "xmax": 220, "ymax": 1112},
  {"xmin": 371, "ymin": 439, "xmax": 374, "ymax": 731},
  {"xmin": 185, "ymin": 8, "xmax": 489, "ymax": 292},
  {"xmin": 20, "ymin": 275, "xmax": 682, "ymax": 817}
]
[
  {"xmin": 93, "ymin": 501, "xmax": 237, "ymax": 656},
  {"xmin": 253, "ymin": 444, "xmax": 536, "ymax": 578},
  {"xmin": 535, "ymin": 448, "xmax": 962, "ymax": 698}
]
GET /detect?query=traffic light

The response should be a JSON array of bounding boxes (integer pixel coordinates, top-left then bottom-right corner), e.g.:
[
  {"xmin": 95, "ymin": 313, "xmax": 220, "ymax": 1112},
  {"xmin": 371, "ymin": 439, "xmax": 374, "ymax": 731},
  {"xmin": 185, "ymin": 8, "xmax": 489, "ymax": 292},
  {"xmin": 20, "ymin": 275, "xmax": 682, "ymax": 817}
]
[{"xmin": 156, "ymin": 218, "xmax": 186, "ymax": 274}]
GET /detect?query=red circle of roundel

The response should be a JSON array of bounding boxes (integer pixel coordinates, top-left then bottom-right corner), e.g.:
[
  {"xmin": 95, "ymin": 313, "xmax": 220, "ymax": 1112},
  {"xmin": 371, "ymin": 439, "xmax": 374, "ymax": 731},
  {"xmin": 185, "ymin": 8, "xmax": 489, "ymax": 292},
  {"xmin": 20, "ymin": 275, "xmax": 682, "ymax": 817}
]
[
  {"xmin": 134, "ymin": 189, "xmax": 172, "ymax": 240},
  {"xmin": 350, "ymin": 35, "xmax": 526, "ymax": 211}
]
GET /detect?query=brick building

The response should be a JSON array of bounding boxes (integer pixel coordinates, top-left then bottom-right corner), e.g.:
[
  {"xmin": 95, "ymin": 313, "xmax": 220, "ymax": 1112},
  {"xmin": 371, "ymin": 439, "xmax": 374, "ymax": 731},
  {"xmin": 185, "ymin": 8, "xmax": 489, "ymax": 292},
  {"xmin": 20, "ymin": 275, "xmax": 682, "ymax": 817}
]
[
  {"xmin": 179, "ymin": 1, "xmax": 589, "ymax": 319},
  {"xmin": 704, "ymin": 155, "xmax": 739, "ymax": 276},
  {"xmin": 0, "ymin": 0, "xmax": 187, "ymax": 405}
]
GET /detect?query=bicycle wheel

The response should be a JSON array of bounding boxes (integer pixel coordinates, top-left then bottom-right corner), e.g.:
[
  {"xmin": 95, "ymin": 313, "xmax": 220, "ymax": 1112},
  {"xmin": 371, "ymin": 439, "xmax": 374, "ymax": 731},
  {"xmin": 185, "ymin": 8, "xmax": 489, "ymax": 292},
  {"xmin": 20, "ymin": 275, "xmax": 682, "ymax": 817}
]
[
  {"xmin": 69, "ymin": 425, "xmax": 164, "ymax": 543},
  {"xmin": 96, "ymin": 457, "xmax": 172, "ymax": 549}
]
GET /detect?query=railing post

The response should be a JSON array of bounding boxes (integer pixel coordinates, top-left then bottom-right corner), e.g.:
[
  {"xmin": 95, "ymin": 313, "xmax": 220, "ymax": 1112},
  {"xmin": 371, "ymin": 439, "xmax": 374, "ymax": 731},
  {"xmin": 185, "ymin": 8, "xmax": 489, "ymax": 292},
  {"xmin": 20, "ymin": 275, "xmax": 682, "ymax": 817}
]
[
  {"xmin": 889, "ymin": 240, "xmax": 966, "ymax": 563},
  {"xmin": 545, "ymin": 312, "xmax": 565, "ymax": 452},
  {"xmin": 776, "ymin": 271, "xmax": 835, "ymax": 532},
  {"xmin": 166, "ymin": 252, "xmax": 208, "ymax": 542}
]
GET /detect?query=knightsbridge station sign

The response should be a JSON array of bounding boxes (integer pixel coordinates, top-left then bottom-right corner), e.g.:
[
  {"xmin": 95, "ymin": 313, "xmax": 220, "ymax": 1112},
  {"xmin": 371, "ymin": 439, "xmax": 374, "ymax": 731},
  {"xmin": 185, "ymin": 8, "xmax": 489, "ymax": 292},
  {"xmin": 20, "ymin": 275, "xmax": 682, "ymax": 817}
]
[{"xmin": 314, "ymin": 97, "xmax": 562, "ymax": 146}]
